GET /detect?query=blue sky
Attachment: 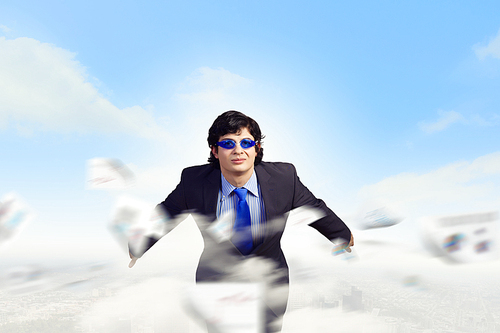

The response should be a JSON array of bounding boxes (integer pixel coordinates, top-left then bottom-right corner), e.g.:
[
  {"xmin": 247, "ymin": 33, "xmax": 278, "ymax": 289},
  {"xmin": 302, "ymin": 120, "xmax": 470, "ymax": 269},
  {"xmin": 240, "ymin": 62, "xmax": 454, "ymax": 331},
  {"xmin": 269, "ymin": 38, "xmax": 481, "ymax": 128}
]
[{"xmin": 1, "ymin": 1, "xmax": 500, "ymax": 263}]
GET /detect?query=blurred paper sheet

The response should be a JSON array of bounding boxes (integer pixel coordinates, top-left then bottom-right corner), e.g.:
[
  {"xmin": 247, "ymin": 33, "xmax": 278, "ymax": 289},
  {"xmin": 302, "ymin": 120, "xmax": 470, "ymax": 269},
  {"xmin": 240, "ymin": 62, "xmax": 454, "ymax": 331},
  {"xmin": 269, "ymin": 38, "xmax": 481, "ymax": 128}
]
[
  {"xmin": 186, "ymin": 282, "xmax": 264, "ymax": 333},
  {"xmin": 287, "ymin": 206, "xmax": 326, "ymax": 227},
  {"xmin": 354, "ymin": 200, "xmax": 404, "ymax": 230},
  {"xmin": 108, "ymin": 196, "xmax": 168, "ymax": 256},
  {"xmin": 0, "ymin": 192, "xmax": 34, "ymax": 248},
  {"xmin": 421, "ymin": 211, "xmax": 498, "ymax": 263},
  {"xmin": 86, "ymin": 158, "xmax": 135, "ymax": 189}
]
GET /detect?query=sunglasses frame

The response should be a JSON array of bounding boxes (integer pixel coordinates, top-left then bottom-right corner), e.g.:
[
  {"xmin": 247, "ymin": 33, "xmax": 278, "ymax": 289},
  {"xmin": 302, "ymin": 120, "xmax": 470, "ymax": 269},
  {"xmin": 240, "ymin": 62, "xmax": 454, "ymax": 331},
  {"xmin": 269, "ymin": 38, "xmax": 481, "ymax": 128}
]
[{"xmin": 216, "ymin": 138, "xmax": 256, "ymax": 150}]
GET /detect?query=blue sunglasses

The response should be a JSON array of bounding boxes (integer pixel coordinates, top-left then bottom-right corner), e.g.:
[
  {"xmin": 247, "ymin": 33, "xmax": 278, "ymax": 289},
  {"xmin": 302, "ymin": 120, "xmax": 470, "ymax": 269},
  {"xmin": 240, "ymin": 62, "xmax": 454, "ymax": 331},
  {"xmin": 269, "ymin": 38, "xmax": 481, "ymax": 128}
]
[{"xmin": 217, "ymin": 138, "xmax": 256, "ymax": 149}]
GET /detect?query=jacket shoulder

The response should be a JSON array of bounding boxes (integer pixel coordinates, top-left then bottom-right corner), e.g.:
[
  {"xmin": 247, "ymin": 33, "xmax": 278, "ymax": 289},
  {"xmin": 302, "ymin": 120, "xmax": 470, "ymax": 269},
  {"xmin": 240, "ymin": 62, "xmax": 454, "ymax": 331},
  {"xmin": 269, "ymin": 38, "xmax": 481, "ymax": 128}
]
[
  {"xmin": 182, "ymin": 163, "xmax": 214, "ymax": 173},
  {"xmin": 258, "ymin": 161, "xmax": 296, "ymax": 175},
  {"xmin": 180, "ymin": 164, "xmax": 217, "ymax": 180}
]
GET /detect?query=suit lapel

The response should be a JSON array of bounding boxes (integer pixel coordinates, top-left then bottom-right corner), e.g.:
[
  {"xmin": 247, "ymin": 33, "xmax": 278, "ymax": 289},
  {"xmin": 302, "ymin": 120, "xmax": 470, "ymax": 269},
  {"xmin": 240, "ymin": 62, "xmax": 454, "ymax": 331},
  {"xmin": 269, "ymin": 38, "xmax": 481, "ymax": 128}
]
[
  {"xmin": 202, "ymin": 167, "xmax": 221, "ymax": 221},
  {"xmin": 254, "ymin": 163, "xmax": 287, "ymax": 254},
  {"xmin": 255, "ymin": 164, "xmax": 277, "ymax": 221}
]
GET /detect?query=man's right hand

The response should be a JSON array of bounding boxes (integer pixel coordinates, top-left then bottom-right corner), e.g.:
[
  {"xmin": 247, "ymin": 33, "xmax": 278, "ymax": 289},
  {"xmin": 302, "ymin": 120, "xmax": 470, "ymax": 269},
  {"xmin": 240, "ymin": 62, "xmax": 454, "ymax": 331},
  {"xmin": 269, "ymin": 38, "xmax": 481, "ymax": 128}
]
[
  {"xmin": 345, "ymin": 233, "xmax": 354, "ymax": 253},
  {"xmin": 128, "ymin": 251, "xmax": 138, "ymax": 268}
]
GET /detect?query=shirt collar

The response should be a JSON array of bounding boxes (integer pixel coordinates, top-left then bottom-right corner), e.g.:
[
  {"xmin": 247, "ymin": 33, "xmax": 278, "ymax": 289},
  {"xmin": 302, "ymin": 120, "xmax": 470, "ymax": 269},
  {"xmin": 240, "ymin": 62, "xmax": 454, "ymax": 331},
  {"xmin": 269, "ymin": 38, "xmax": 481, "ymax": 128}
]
[{"xmin": 221, "ymin": 170, "xmax": 259, "ymax": 199}]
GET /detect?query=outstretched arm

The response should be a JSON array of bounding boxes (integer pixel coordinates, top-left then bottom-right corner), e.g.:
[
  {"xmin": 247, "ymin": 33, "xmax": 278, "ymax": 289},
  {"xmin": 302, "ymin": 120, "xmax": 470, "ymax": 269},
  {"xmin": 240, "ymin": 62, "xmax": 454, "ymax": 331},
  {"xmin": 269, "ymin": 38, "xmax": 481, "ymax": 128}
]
[
  {"xmin": 290, "ymin": 164, "xmax": 352, "ymax": 244},
  {"xmin": 126, "ymin": 167, "xmax": 198, "ymax": 268}
]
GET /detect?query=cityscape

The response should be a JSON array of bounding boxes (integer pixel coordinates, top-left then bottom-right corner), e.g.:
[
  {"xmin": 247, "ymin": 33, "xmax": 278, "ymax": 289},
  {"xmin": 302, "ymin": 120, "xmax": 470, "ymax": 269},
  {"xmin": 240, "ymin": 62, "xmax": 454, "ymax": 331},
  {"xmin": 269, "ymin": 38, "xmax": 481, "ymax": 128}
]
[{"xmin": 1, "ymin": 256, "xmax": 499, "ymax": 333}]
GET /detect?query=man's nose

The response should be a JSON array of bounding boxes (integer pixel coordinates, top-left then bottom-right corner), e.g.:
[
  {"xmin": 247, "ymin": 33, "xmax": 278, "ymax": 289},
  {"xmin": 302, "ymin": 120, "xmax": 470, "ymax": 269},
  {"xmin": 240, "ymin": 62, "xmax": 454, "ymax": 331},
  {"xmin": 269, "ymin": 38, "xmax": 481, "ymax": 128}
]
[{"xmin": 233, "ymin": 143, "xmax": 244, "ymax": 154}]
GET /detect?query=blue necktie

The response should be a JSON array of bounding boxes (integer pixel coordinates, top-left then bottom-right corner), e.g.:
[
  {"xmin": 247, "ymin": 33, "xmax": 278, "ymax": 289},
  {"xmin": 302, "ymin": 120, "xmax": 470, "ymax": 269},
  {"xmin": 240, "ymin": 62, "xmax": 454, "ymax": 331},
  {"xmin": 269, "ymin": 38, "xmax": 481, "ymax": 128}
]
[{"xmin": 232, "ymin": 188, "xmax": 253, "ymax": 255}]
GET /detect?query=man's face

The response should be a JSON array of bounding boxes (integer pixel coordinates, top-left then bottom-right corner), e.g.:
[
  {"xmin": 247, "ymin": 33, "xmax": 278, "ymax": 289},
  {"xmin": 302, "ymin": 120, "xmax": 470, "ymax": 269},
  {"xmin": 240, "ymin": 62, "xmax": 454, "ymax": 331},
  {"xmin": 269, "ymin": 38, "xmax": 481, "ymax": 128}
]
[{"xmin": 211, "ymin": 127, "xmax": 259, "ymax": 177}]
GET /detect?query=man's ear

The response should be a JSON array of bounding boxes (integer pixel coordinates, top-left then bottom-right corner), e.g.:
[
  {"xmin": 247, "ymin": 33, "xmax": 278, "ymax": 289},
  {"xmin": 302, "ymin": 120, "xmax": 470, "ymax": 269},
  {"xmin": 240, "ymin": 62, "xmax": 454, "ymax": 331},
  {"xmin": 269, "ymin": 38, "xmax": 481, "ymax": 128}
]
[
  {"xmin": 255, "ymin": 143, "xmax": 261, "ymax": 152},
  {"xmin": 211, "ymin": 146, "xmax": 219, "ymax": 159}
]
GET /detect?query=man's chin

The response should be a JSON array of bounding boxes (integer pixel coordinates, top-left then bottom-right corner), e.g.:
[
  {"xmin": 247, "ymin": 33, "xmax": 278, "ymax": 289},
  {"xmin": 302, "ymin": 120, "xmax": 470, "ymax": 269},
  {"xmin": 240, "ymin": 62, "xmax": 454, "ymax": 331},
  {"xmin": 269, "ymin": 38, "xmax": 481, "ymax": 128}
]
[{"xmin": 222, "ymin": 165, "xmax": 253, "ymax": 175}]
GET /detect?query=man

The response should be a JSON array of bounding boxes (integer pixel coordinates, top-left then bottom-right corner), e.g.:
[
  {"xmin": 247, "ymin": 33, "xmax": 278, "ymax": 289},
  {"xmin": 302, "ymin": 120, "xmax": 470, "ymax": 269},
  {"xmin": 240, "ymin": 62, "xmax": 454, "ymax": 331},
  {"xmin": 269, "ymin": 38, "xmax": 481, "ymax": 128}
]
[{"xmin": 129, "ymin": 110, "xmax": 353, "ymax": 332}]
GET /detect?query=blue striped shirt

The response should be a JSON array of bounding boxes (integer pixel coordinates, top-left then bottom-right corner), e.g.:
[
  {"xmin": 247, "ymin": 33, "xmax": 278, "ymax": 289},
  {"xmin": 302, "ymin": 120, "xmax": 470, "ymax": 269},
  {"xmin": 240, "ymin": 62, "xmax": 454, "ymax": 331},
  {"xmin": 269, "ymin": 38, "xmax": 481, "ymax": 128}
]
[{"xmin": 216, "ymin": 170, "xmax": 266, "ymax": 242}]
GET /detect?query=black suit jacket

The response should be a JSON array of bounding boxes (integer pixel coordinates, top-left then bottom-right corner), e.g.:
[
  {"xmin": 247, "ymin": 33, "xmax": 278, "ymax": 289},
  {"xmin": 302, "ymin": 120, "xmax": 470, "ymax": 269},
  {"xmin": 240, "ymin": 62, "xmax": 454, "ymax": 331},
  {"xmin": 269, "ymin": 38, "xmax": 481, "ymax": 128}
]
[{"xmin": 149, "ymin": 161, "xmax": 351, "ymax": 284}]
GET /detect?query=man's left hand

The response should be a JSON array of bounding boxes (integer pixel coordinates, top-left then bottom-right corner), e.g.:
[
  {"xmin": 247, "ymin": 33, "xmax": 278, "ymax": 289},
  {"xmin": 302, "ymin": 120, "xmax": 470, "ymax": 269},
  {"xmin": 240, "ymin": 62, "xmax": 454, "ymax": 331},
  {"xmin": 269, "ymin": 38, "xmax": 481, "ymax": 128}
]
[{"xmin": 345, "ymin": 233, "xmax": 354, "ymax": 253}]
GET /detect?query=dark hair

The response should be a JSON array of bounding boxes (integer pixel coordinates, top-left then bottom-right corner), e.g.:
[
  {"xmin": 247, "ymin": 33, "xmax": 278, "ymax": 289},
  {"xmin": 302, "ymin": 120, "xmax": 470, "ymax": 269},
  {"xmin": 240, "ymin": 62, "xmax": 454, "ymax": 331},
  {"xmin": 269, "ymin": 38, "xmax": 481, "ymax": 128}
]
[{"xmin": 207, "ymin": 110, "xmax": 264, "ymax": 168}]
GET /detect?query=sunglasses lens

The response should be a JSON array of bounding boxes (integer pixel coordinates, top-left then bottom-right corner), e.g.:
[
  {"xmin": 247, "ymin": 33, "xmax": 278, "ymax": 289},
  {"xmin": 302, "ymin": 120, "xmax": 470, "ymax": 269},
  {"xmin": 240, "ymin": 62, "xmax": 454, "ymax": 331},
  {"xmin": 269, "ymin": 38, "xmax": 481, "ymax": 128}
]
[
  {"xmin": 218, "ymin": 140, "xmax": 235, "ymax": 149},
  {"xmin": 217, "ymin": 139, "xmax": 255, "ymax": 149},
  {"xmin": 240, "ymin": 139, "xmax": 255, "ymax": 148}
]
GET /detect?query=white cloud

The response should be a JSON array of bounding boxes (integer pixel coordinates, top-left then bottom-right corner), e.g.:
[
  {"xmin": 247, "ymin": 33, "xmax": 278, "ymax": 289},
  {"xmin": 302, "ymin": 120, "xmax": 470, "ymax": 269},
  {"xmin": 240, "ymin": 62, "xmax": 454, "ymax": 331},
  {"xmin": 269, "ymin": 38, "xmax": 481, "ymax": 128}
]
[
  {"xmin": 0, "ymin": 25, "xmax": 11, "ymax": 34},
  {"xmin": 173, "ymin": 67, "xmax": 254, "ymax": 117},
  {"xmin": 470, "ymin": 113, "xmax": 500, "ymax": 127},
  {"xmin": 176, "ymin": 67, "xmax": 252, "ymax": 101},
  {"xmin": 418, "ymin": 110, "xmax": 464, "ymax": 133},
  {"xmin": 0, "ymin": 37, "xmax": 168, "ymax": 140},
  {"xmin": 418, "ymin": 110, "xmax": 500, "ymax": 134},
  {"xmin": 473, "ymin": 28, "xmax": 500, "ymax": 60},
  {"xmin": 358, "ymin": 151, "xmax": 500, "ymax": 217}
]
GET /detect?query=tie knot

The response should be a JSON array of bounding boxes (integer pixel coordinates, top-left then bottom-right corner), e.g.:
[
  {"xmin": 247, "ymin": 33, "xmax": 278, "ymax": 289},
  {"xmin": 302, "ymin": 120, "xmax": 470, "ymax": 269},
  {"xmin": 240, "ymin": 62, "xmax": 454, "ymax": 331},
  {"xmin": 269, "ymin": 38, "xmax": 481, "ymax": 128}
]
[{"xmin": 233, "ymin": 188, "xmax": 248, "ymax": 201}]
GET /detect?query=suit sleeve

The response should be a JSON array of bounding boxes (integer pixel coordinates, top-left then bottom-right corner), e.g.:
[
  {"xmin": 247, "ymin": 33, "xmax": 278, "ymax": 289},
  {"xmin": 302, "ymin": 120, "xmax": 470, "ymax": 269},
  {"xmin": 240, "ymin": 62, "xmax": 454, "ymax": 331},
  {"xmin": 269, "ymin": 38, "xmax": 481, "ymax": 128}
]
[
  {"xmin": 290, "ymin": 165, "xmax": 351, "ymax": 243},
  {"xmin": 129, "ymin": 169, "xmax": 189, "ymax": 258},
  {"xmin": 157, "ymin": 168, "xmax": 189, "ymax": 219}
]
